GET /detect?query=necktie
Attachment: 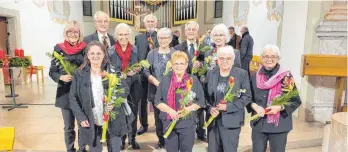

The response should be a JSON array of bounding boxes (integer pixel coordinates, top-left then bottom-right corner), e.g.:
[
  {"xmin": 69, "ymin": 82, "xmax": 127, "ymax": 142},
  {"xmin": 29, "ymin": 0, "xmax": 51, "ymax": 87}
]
[
  {"xmin": 102, "ymin": 36, "xmax": 109, "ymax": 49},
  {"xmin": 189, "ymin": 43, "xmax": 195, "ymax": 58}
]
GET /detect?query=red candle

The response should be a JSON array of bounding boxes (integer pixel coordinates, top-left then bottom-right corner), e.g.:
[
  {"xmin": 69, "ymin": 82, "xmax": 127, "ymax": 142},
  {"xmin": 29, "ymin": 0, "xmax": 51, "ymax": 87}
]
[
  {"xmin": 19, "ymin": 49, "xmax": 24, "ymax": 57},
  {"xmin": 0, "ymin": 49, "xmax": 5, "ymax": 60},
  {"xmin": 14, "ymin": 48, "xmax": 20, "ymax": 57}
]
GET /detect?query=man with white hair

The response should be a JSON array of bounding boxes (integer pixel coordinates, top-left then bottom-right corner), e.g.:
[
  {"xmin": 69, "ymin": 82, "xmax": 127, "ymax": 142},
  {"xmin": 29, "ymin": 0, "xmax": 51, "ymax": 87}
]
[
  {"xmin": 84, "ymin": 11, "xmax": 115, "ymax": 48},
  {"xmin": 135, "ymin": 14, "xmax": 159, "ymax": 137},
  {"xmin": 239, "ymin": 26, "xmax": 254, "ymax": 75},
  {"xmin": 174, "ymin": 21, "xmax": 207, "ymax": 142}
]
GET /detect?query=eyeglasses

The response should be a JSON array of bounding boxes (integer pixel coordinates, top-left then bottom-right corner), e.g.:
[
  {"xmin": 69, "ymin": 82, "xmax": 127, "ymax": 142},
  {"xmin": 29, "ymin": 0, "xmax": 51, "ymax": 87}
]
[
  {"xmin": 88, "ymin": 52, "xmax": 104, "ymax": 56},
  {"xmin": 67, "ymin": 30, "xmax": 79, "ymax": 35},
  {"xmin": 218, "ymin": 57, "xmax": 233, "ymax": 62},
  {"xmin": 186, "ymin": 28, "xmax": 198, "ymax": 32},
  {"xmin": 213, "ymin": 34, "xmax": 225, "ymax": 37},
  {"xmin": 117, "ymin": 33, "xmax": 130, "ymax": 37},
  {"xmin": 262, "ymin": 55, "xmax": 279, "ymax": 60},
  {"xmin": 158, "ymin": 36, "xmax": 171, "ymax": 40},
  {"xmin": 173, "ymin": 62, "xmax": 187, "ymax": 66},
  {"xmin": 96, "ymin": 20, "xmax": 109, "ymax": 24}
]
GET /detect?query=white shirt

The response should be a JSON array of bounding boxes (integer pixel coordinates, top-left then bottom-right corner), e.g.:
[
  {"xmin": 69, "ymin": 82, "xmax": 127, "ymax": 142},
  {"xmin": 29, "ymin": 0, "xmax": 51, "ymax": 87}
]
[
  {"xmin": 91, "ymin": 74, "xmax": 104, "ymax": 126},
  {"xmin": 97, "ymin": 32, "xmax": 111, "ymax": 47},
  {"xmin": 187, "ymin": 40, "xmax": 198, "ymax": 54}
]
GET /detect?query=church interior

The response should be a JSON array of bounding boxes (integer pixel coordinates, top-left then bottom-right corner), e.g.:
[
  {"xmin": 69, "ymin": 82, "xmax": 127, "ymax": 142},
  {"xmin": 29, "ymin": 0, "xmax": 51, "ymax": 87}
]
[{"xmin": 0, "ymin": 0, "xmax": 347, "ymax": 151}]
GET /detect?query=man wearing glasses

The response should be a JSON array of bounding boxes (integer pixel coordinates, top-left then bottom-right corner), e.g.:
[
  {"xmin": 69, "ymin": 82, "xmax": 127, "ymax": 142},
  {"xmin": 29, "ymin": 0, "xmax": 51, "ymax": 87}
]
[{"xmin": 84, "ymin": 11, "xmax": 115, "ymax": 48}]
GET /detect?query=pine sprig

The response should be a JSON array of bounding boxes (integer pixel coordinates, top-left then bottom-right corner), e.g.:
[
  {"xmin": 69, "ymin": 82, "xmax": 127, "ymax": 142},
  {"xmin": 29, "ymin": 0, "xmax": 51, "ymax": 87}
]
[
  {"xmin": 46, "ymin": 51, "xmax": 77, "ymax": 75},
  {"xmin": 123, "ymin": 60, "xmax": 150, "ymax": 74}
]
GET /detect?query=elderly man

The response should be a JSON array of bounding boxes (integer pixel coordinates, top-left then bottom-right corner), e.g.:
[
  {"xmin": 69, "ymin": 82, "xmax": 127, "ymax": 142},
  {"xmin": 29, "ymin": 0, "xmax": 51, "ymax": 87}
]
[
  {"xmin": 227, "ymin": 26, "xmax": 241, "ymax": 50},
  {"xmin": 239, "ymin": 26, "xmax": 254, "ymax": 75},
  {"xmin": 135, "ymin": 14, "xmax": 159, "ymax": 137},
  {"xmin": 174, "ymin": 21, "xmax": 207, "ymax": 142},
  {"xmin": 84, "ymin": 11, "xmax": 115, "ymax": 48}
]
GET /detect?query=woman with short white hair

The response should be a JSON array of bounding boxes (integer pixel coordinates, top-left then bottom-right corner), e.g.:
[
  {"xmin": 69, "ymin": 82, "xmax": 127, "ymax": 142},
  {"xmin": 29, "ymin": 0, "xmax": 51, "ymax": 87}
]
[
  {"xmin": 108, "ymin": 23, "xmax": 141, "ymax": 150},
  {"xmin": 247, "ymin": 45, "xmax": 301, "ymax": 152},
  {"xmin": 205, "ymin": 24, "xmax": 241, "ymax": 69},
  {"xmin": 142, "ymin": 27, "xmax": 177, "ymax": 149},
  {"xmin": 205, "ymin": 45, "xmax": 251, "ymax": 152}
]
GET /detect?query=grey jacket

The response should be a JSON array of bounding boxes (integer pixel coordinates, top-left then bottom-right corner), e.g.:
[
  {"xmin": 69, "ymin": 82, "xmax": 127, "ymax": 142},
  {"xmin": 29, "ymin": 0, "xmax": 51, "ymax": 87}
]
[
  {"xmin": 247, "ymin": 65, "xmax": 302, "ymax": 133},
  {"xmin": 135, "ymin": 32, "xmax": 159, "ymax": 61},
  {"xmin": 204, "ymin": 48, "xmax": 241, "ymax": 69},
  {"xmin": 69, "ymin": 66, "xmax": 129, "ymax": 146},
  {"xmin": 49, "ymin": 44, "xmax": 85, "ymax": 109},
  {"xmin": 143, "ymin": 48, "xmax": 177, "ymax": 102},
  {"xmin": 205, "ymin": 67, "xmax": 251, "ymax": 128},
  {"xmin": 240, "ymin": 32, "xmax": 254, "ymax": 61}
]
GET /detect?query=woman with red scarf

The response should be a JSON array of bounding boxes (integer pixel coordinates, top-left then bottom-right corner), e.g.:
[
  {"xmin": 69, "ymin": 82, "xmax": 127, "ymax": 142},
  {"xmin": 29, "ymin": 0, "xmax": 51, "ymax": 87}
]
[
  {"xmin": 49, "ymin": 21, "xmax": 87, "ymax": 152},
  {"xmin": 247, "ymin": 45, "xmax": 301, "ymax": 152},
  {"xmin": 108, "ymin": 23, "xmax": 140, "ymax": 150},
  {"xmin": 154, "ymin": 52, "xmax": 205, "ymax": 152}
]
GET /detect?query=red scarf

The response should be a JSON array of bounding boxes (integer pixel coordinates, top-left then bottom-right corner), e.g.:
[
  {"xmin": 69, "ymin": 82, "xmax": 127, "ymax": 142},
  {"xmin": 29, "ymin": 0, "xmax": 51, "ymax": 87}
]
[
  {"xmin": 115, "ymin": 41, "xmax": 133, "ymax": 71},
  {"xmin": 57, "ymin": 40, "xmax": 86, "ymax": 55}
]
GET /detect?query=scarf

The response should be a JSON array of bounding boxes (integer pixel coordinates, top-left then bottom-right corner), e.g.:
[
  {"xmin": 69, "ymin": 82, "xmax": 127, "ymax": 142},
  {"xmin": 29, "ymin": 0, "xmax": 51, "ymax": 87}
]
[
  {"xmin": 115, "ymin": 41, "xmax": 133, "ymax": 71},
  {"xmin": 58, "ymin": 40, "xmax": 86, "ymax": 55},
  {"xmin": 256, "ymin": 66, "xmax": 289, "ymax": 127},
  {"xmin": 167, "ymin": 72, "xmax": 189, "ymax": 120}
]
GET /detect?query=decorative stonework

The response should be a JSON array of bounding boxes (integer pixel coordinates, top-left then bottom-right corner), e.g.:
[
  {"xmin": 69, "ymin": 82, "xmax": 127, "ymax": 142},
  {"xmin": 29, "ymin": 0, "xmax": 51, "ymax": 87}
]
[{"xmin": 312, "ymin": 2, "xmax": 347, "ymax": 123}]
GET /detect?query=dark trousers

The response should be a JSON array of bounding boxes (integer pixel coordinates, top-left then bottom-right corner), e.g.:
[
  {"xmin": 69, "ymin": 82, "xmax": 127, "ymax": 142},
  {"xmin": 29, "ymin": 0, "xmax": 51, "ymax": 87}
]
[
  {"xmin": 164, "ymin": 122, "xmax": 196, "ymax": 152},
  {"xmin": 86, "ymin": 126, "xmax": 122, "ymax": 152},
  {"xmin": 128, "ymin": 81, "xmax": 141, "ymax": 140},
  {"xmin": 208, "ymin": 125, "xmax": 241, "ymax": 152},
  {"xmin": 139, "ymin": 80, "xmax": 148, "ymax": 127},
  {"xmin": 61, "ymin": 108, "xmax": 82, "ymax": 152},
  {"xmin": 196, "ymin": 108, "xmax": 206, "ymax": 138},
  {"xmin": 149, "ymin": 96, "xmax": 164, "ymax": 143},
  {"xmin": 241, "ymin": 58, "xmax": 251, "ymax": 76},
  {"xmin": 252, "ymin": 129, "xmax": 289, "ymax": 152}
]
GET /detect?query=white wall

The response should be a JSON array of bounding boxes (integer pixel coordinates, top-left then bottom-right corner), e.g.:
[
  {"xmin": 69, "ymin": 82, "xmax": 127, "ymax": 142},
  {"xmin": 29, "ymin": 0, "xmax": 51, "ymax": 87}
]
[
  {"xmin": 0, "ymin": 0, "xmax": 83, "ymax": 78},
  {"xmin": 223, "ymin": 1, "xmax": 283, "ymax": 55}
]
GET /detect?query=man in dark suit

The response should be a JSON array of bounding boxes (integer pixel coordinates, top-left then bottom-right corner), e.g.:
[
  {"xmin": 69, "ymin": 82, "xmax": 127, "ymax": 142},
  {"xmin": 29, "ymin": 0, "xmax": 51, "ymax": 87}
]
[
  {"xmin": 134, "ymin": 14, "xmax": 160, "ymax": 146},
  {"xmin": 227, "ymin": 26, "xmax": 241, "ymax": 50},
  {"xmin": 170, "ymin": 30, "xmax": 180, "ymax": 47},
  {"xmin": 239, "ymin": 26, "xmax": 254, "ymax": 76},
  {"xmin": 174, "ymin": 21, "xmax": 207, "ymax": 142},
  {"xmin": 84, "ymin": 11, "xmax": 115, "ymax": 48}
]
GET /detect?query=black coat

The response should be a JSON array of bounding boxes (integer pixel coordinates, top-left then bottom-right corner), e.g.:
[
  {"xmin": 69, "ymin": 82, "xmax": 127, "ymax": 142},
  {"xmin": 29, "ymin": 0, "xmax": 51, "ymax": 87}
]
[
  {"xmin": 84, "ymin": 31, "xmax": 115, "ymax": 46},
  {"xmin": 247, "ymin": 65, "xmax": 302, "ymax": 133},
  {"xmin": 240, "ymin": 32, "xmax": 254, "ymax": 61},
  {"xmin": 170, "ymin": 35, "xmax": 180, "ymax": 47},
  {"xmin": 205, "ymin": 67, "xmax": 251, "ymax": 128},
  {"xmin": 69, "ymin": 66, "xmax": 129, "ymax": 145},
  {"xmin": 135, "ymin": 32, "xmax": 159, "ymax": 61},
  {"xmin": 49, "ymin": 45, "xmax": 85, "ymax": 109}
]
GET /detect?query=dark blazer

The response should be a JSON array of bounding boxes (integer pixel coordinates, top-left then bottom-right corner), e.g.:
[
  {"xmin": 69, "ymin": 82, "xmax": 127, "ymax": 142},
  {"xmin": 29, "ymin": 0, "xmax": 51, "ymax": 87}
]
[
  {"xmin": 204, "ymin": 47, "xmax": 242, "ymax": 69},
  {"xmin": 240, "ymin": 32, "xmax": 254, "ymax": 61},
  {"xmin": 49, "ymin": 45, "xmax": 85, "ymax": 109},
  {"xmin": 174, "ymin": 40, "xmax": 207, "ymax": 73},
  {"xmin": 107, "ymin": 44, "xmax": 140, "ymax": 87},
  {"xmin": 84, "ymin": 31, "xmax": 115, "ymax": 46},
  {"xmin": 206, "ymin": 67, "xmax": 251, "ymax": 128},
  {"xmin": 69, "ymin": 65, "xmax": 129, "ymax": 146},
  {"xmin": 227, "ymin": 34, "xmax": 241, "ymax": 50},
  {"xmin": 154, "ymin": 73, "xmax": 206, "ymax": 127},
  {"xmin": 143, "ymin": 48, "xmax": 177, "ymax": 103},
  {"xmin": 247, "ymin": 65, "xmax": 302, "ymax": 133},
  {"xmin": 135, "ymin": 32, "xmax": 159, "ymax": 61},
  {"xmin": 170, "ymin": 34, "xmax": 180, "ymax": 47}
]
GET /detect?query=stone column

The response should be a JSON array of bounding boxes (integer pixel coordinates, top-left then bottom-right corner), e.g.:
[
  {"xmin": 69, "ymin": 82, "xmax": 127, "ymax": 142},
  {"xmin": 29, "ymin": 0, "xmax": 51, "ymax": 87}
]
[{"xmin": 312, "ymin": 1, "xmax": 347, "ymax": 123}]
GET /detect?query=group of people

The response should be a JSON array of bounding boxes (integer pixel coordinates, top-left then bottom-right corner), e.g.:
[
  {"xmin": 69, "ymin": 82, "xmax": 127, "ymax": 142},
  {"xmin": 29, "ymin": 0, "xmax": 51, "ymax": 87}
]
[{"xmin": 49, "ymin": 11, "xmax": 302, "ymax": 152}]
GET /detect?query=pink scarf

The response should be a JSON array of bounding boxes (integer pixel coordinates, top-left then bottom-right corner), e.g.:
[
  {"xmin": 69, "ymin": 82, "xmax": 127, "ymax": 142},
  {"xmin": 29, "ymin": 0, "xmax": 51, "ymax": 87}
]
[
  {"xmin": 256, "ymin": 66, "xmax": 289, "ymax": 127},
  {"xmin": 167, "ymin": 72, "xmax": 189, "ymax": 120}
]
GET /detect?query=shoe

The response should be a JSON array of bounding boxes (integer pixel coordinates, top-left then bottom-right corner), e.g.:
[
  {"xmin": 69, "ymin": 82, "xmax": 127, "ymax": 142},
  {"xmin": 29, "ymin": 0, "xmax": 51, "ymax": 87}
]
[
  {"xmin": 121, "ymin": 136, "xmax": 126, "ymax": 150},
  {"xmin": 137, "ymin": 126, "xmax": 148, "ymax": 135},
  {"xmin": 197, "ymin": 135, "xmax": 207, "ymax": 142},
  {"xmin": 129, "ymin": 140, "xmax": 140, "ymax": 150},
  {"xmin": 155, "ymin": 141, "xmax": 165, "ymax": 149}
]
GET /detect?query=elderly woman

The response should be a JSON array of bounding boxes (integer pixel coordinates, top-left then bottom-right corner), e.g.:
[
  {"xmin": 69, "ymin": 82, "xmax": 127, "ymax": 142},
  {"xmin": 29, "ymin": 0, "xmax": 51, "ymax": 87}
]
[
  {"xmin": 143, "ymin": 27, "xmax": 177, "ymax": 149},
  {"xmin": 205, "ymin": 46, "xmax": 251, "ymax": 152},
  {"xmin": 247, "ymin": 45, "xmax": 301, "ymax": 152},
  {"xmin": 205, "ymin": 24, "xmax": 241, "ymax": 70},
  {"xmin": 49, "ymin": 20, "xmax": 86, "ymax": 152},
  {"xmin": 70, "ymin": 41, "xmax": 129, "ymax": 152},
  {"xmin": 108, "ymin": 23, "xmax": 140, "ymax": 150},
  {"xmin": 154, "ymin": 52, "xmax": 205, "ymax": 152}
]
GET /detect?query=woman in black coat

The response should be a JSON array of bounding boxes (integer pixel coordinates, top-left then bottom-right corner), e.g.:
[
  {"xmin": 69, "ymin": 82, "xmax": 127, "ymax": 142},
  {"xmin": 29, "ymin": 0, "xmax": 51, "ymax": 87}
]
[
  {"xmin": 247, "ymin": 45, "xmax": 301, "ymax": 152},
  {"xmin": 107, "ymin": 23, "xmax": 141, "ymax": 149},
  {"xmin": 70, "ymin": 41, "xmax": 130, "ymax": 152},
  {"xmin": 49, "ymin": 21, "xmax": 86, "ymax": 152}
]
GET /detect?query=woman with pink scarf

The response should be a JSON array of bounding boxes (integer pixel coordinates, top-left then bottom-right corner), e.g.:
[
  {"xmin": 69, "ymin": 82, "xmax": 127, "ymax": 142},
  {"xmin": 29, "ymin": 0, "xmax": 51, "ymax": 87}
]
[{"xmin": 248, "ymin": 45, "xmax": 302, "ymax": 152}]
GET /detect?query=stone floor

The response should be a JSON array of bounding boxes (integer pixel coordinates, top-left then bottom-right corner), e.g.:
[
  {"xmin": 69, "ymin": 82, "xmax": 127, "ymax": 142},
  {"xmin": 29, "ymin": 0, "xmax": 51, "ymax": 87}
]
[{"xmin": 0, "ymin": 79, "xmax": 325, "ymax": 152}]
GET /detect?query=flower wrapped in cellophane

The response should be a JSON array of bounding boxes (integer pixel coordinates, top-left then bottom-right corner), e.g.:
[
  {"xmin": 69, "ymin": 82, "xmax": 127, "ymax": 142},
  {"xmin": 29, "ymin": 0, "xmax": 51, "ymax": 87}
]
[
  {"xmin": 46, "ymin": 51, "xmax": 77, "ymax": 75},
  {"xmin": 123, "ymin": 60, "xmax": 150, "ymax": 75},
  {"xmin": 163, "ymin": 61, "xmax": 172, "ymax": 76},
  {"xmin": 163, "ymin": 77, "xmax": 196, "ymax": 138},
  {"xmin": 100, "ymin": 73, "xmax": 126, "ymax": 143},
  {"xmin": 191, "ymin": 38, "xmax": 213, "ymax": 75},
  {"xmin": 203, "ymin": 76, "xmax": 246, "ymax": 128}
]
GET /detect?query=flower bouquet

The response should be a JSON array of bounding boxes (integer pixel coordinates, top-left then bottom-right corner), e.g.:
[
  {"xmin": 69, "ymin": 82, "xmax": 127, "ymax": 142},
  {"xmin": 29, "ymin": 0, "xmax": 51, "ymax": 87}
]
[
  {"xmin": 46, "ymin": 51, "xmax": 77, "ymax": 75},
  {"xmin": 203, "ymin": 76, "xmax": 246, "ymax": 128},
  {"xmin": 249, "ymin": 76, "xmax": 298, "ymax": 121},
  {"xmin": 163, "ymin": 77, "xmax": 196, "ymax": 138},
  {"xmin": 191, "ymin": 38, "xmax": 213, "ymax": 75},
  {"xmin": 163, "ymin": 61, "xmax": 172, "ymax": 76},
  {"xmin": 100, "ymin": 73, "xmax": 126, "ymax": 143},
  {"xmin": 123, "ymin": 60, "xmax": 150, "ymax": 75}
]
